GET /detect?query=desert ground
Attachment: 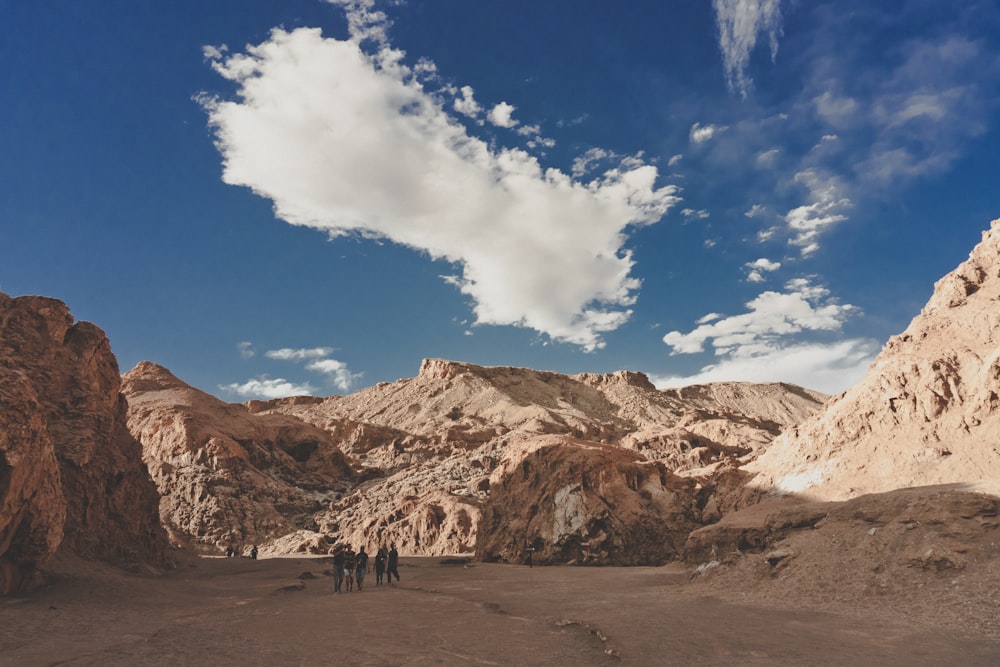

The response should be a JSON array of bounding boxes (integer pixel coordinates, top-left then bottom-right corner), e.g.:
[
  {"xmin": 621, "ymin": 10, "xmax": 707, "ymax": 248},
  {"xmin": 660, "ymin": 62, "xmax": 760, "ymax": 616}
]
[{"xmin": 2, "ymin": 552, "xmax": 999, "ymax": 667}]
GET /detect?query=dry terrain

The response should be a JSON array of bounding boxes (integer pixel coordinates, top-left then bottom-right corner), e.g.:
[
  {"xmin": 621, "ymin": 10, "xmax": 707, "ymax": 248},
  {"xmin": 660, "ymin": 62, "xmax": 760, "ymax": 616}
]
[{"xmin": 2, "ymin": 551, "xmax": 999, "ymax": 667}]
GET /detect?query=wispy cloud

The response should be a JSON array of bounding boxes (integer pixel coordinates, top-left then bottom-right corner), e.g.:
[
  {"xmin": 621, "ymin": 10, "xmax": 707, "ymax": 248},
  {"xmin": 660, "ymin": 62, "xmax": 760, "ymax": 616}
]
[
  {"xmin": 657, "ymin": 278, "xmax": 877, "ymax": 393},
  {"xmin": 223, "ymin": 344, "xmax": 363, "ymax": 398},
  {"xmin": 220, "ymin": 376, "xmax": 318, "ymax": 400},
  {"xmin": 783, "ymin": 169, "xmax": 851, "ymax": 256},
  {"xmin": 651, "ymin": 338, "xmax": 877, "ymax": 395},
  {"xmin": 265, "ymin": 347, "xmax": 335, "ymax": 361},
  {"xmin": 690, "ymin": 122, "xmax": 727, "ymax": 144},
  {"xmin": 305, "ymin": 358, "xmax": 364, "ymax": 391},
  {"xmin": 201, "ymin": 21, "xmax": 679, "ymax": 352},
  {"xmin": 662, "ymin": 278, "xmax": 857, "ymax": 356},
  {"xmin": 712, "ymin": 0, "xmax": 784, "ymax": 97}
]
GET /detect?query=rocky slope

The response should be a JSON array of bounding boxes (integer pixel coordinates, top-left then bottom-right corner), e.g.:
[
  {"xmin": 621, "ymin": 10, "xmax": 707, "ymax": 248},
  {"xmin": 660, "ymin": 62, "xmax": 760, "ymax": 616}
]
[
  {"xmin": 476, "ymin": 435, "xmax": 701, "ymax": 565},
  {"xmin": 121, "ymin": 362, "xmax": 355, "ymax": 554},
  {"xmin": 0, "ymin": 294, "xmax": 171, "ymax": 593},
  {"xmin": 235, "ymin": 359, "xmax": 826, "ymax": 561},
  {"xmin": 746, "ymin": 218, "xmax": 1000, "ymax": 501}
]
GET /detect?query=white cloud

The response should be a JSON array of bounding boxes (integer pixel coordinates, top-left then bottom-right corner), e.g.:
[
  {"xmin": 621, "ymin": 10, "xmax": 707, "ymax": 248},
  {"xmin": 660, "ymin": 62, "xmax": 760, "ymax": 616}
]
[
  {"xmin": 487, "ymin": 102, "xmax": 519, "ymax": 128},
  {"xmin": 650, "ymin": 338, "xmax": 878, "ymax": 394},
  {"xmin": 202, "ymin": 27, "xmax": 679, "ymax": 351},
  {"xmin": 571, "ymin": 147, "xmax": 614, "ymax": 177},
  {"xmin": 755, "ymin": 148, "xmax": 780, "ymax": 166},
  {"xmin": 668, "ymin": 153, "xmax": 684, "ymax": 167},
  {"xmin": 265, "ymin": 347, "xmax": 334, "ymax": 361},
  {"xmin": 783, "ymin": 169, "xmax": 850, "ymax": 256},
  {"xmin": 662, "ymin": 278, "xmax": 857, "ymax": 355},
  {"xmin": 712, "ymin": 0, "xmax": 784, "ymax": 97},
  {"xmin": 219, "ymin": 376, "xmax": 318, "ymax": 399},
  {"xmin": 814, "ymin": 91, "xmax": 859, "ymax": 128},
  {"xmin": 681, "ymin": 208, "xmax": 710, "ymax": 220},
  {"xmin": 657, "ymin": 277, "xmax": 876, "ymax": 394},
  {"xmin": 202, "ymin": 44, "xmax": 228, "ymax": 61},
  {"xmin": 744, "ymin": 203, "xmax": 766, "ymax": 218},
  {"xmin": 305, "ymin": 358, "xmax": 364, "ymax": 391},
  {"xmin": 262, "ymin": 345, "xmax": 362, "ymax": 392},
  {"xmin": 453, "ymin": 85, "xmax": 481, "ymax": 118},
  {"xmin": 744, "ymin": 257, "xmax": 780, "ymax": 282},
  {"xmin": 238, "ymin": 341, "xmax": 255, "ymax": 359},
  {"xmin": 690, "ymin": 122, "xmax": 726, "ymax": 144}
]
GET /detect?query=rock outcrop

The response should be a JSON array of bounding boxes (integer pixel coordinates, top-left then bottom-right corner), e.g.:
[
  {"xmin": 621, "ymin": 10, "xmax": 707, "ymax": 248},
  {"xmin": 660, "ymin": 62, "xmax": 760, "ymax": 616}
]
[
  {"xmin": 746, "ymin": 219, "xmax": 1000, "ymax": 500},
  {"xmin": 0, "ymin": 293, "xmax": 170, "ymax": 593},
  {"xmin": 476, "ymin": 436, "xmax": 700, "ymax": 565},
  {"xmin": 122, "ymin": 362, "xmax": 355, "ymax": 553},
  {"xmin": 684, "ymin": 485, "xmax": 1000, "ymax": 635}
]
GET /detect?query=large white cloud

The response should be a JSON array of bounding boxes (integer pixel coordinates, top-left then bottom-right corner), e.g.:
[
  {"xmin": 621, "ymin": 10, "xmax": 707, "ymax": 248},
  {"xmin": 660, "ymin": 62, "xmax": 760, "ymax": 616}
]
[{"xmin": 202, "ymin": 27, "xmax": 679, "ymax": 351}]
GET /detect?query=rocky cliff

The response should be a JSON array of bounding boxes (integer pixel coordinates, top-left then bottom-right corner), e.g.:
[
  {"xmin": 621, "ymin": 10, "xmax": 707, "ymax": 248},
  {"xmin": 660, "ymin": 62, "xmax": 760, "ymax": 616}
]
[
  {"xmin": 121, "ymin": 362, "xmax": 355, "ymax": 554},
  {"xmin": 0, "ymin": 294, "xmax": 171, "ymax": 593},
  {"xmin": 746, "ymin": 219, "xmax": 1000, "ymax": 500}
]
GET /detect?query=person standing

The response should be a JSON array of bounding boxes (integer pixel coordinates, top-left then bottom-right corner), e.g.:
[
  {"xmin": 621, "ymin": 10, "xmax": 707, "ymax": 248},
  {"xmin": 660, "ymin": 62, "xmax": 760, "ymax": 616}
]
[
  {"xmin": 343, "ymin": 546, "xmax": 356, "ymax": 592},
  {"xmin": 355, "ymin": 546, "xmax": 369, "ymax": 591},
  {"xmin": 374, "ymin": 545, "xmax": 387, "ymax": 586},
  {"xmin": 386, "ymin": 544, "xmax": 400, "ymax": 584},
  {"xmin": 332, "ymin": 544, "xmax": 347, "ymax": 593}
]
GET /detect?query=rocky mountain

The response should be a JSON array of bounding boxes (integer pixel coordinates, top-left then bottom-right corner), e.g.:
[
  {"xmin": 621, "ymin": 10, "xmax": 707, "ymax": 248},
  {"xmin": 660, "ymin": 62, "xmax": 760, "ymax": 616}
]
[
  {"xmin": 118, "ymin": 355, "xmax": 825, "ymax": 562},
  {"xmin": 0, "ymin": 294, "xmax": 170, "ymax": 594},
  {"xmin": 746, "ymin": 218, "xmax": 1000, "ymax": 501},
  {"xmin": 121, "ymin": 362, "xmax": 355, "ymax": 554}
]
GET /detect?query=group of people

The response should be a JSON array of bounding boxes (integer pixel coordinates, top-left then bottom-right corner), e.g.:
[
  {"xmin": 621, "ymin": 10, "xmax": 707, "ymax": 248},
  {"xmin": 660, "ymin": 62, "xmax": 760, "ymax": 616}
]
[
  {"xmin": 332, "ymin": 543, "xmax": 400, "ymax": 593},
  {"xmin": 224, "ymin": 544, "xmax": 257, "ymax": 560}
]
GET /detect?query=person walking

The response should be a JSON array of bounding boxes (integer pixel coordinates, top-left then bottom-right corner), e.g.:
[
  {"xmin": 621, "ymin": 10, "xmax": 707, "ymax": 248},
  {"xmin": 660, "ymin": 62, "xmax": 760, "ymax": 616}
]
[
  {"xmin": 355, "ymin": 546, "xmax": 369, "ymax": 591},
  {"xmin": 386, "ymin": 544, "xmax": 400, "ymax": 584},
  {"xmin": 332, "ymin": 544, "xmax": 347, "ymax": 593},
  {"xmin": 374, "ymin": 545, "xmax": 387, "ymax": 586}
]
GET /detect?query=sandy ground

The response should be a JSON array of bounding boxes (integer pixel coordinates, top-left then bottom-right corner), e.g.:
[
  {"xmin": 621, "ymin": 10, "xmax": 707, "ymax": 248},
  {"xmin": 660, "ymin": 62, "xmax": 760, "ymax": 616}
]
[{"xmin": 2, "ymin": 553, "xmax": 1000, "ymax": 666}]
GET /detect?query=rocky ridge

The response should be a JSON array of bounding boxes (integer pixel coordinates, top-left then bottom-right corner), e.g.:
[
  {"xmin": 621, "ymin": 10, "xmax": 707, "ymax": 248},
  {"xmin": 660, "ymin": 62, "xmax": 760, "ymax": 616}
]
[
  {"xmin": 746, "ymin": 218, "xmax": 1000, "ymax": 501},
  {"xmin": 198, "ymin": 358, "xmax": 826, "ymax": 560}
]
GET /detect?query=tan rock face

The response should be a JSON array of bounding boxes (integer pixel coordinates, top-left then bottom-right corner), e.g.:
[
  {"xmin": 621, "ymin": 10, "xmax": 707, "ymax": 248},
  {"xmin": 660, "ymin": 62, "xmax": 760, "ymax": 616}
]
[
  {"xmin": 476, "ymin": 436, "xmax": 700, "ymax": 565},
  {"xmin": 122, "ymin": 362, "xmax": 355, "ymax": 553},
  {"xmin": 0, "ymin": 293, "xmax": 170, "ymax": 592},
  {"xmin": 238, "ymin": 361, "xmax": 821, "ymax": 559},
  {"xmin": 747, "ymin": 219, "xmax": 1000, "ymax": 501}
]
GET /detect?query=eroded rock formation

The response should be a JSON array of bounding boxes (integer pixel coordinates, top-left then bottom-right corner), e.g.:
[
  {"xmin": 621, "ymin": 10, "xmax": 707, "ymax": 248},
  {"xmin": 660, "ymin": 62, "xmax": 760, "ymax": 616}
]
[
  {"xmin": 746, "ymin": 219, "xmax": 1000, "ymax": 501},
  {"xmin": 122, "ymin": 361, "xmax": 356, "ymax": 553},
  {"xmin": 476, "ymin": 436, "xmax": 700, "ymax": 565},
  {"xmin": 236, "ymin": 359, "xmax": 824, "ymax": 559},
  {"xmin": 0, "ymin": 293, "xmax": 170, "ymax": 593}
]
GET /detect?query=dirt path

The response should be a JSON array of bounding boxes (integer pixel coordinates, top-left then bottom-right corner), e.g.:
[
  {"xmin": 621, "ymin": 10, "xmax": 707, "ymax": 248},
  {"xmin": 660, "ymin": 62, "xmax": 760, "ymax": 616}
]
[{"xmin": 2, "ymin": 555, "xmax": 999, "ymax": 666}]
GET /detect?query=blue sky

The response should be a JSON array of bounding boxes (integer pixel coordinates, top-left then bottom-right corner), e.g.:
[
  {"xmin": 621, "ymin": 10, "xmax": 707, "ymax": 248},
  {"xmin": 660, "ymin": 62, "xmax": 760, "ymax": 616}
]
[{"xmin": 2, "ymin": 0, "xmax": 999, "ymax": 399}]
